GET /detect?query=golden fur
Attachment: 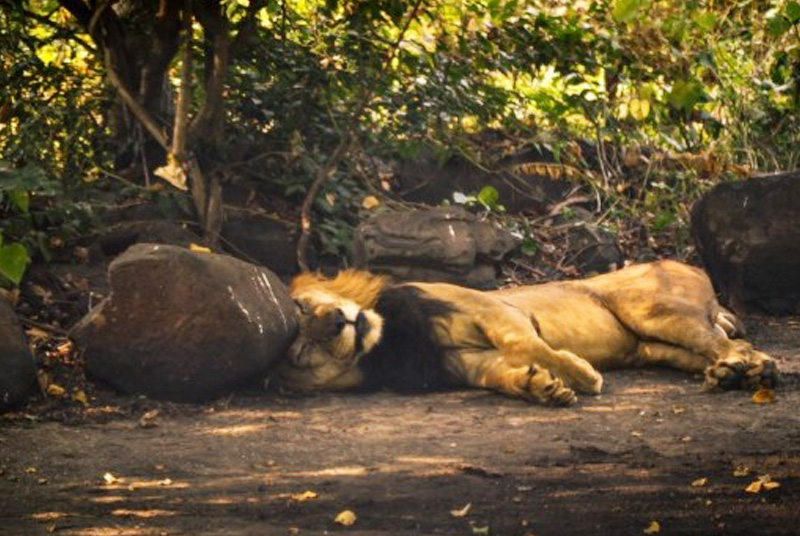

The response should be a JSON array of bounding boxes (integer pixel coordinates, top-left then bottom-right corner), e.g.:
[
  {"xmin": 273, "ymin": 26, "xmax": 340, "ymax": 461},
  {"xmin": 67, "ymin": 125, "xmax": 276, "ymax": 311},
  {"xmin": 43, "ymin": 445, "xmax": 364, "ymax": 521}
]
[{"xmin": 276, "ymin": 261, "xmax": 777, "ymax": 405}]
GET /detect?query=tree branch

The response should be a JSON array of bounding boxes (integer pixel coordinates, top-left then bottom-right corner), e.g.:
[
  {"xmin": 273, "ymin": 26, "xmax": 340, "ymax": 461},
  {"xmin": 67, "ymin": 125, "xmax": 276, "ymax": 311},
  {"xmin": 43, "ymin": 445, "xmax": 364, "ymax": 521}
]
[{"xmin": 103, "ymin": 48, "xmax": 169, "ymax": 151}]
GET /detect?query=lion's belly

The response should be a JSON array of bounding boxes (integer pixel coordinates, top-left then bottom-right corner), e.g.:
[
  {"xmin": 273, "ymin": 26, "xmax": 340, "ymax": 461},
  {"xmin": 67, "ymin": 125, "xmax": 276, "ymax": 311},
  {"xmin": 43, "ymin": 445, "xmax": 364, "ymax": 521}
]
[{"xmin": 492, "ymin": 284, "xmax": 640, "ymax": 368}]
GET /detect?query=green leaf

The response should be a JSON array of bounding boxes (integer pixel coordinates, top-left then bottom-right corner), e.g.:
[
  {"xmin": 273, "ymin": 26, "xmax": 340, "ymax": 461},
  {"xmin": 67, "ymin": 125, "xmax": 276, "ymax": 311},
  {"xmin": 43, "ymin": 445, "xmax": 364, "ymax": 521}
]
[
  {"xmin": 612, "ymin": 0, "xmax": 649, "ymax": 23},
  {"xmin": 692, "ymin": 11, "xmax": 716, "ymax": 31},
  {"xmin": 787, "ymin": 1, "xmax": 800, "ymax": 23},
  {"xmin": 477, "ymin": 185, "xmax": 500, "ymax": 209},
  {"xmin": 0, "ymin": 242, "xmax": 30, "ymax": 286},
  {"xmin": 767, "ymin": 16, "xmax": 792, "ymax": 37},
  {"xmin": 667, "ymin": 79, "xmax": 706, "ymax": 111},
  {"xmin": 7, "ymin": 190, "xmax": 29, "ymax": 213},
  {"xmin": 651, "ymin": 211, "xmax": 676, "ymax": 232}
]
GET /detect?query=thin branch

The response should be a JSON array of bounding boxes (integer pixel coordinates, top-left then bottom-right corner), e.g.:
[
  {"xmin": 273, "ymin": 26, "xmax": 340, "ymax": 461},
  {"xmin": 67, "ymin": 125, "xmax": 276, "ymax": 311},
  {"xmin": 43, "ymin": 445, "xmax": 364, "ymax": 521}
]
[{"xmin": 103, "ymin": 48, "xmax": 170, "ymax": 151}]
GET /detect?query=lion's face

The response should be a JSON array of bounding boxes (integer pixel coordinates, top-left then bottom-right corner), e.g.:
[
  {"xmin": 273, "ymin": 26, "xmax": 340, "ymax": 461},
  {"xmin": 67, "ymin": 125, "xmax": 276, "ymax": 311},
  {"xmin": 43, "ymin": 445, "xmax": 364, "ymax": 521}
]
[{"xmin": 275, "ymin": 289, "xmax": 384, "ymax": 392}]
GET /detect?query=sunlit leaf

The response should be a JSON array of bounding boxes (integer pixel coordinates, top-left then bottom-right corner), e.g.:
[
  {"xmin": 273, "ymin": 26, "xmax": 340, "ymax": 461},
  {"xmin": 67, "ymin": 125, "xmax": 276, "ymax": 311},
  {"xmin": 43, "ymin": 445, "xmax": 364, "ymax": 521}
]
[
  {"xmin": 612, "ymin": 0, "xmax": 649, "ymax": 23},
  {"xmin": 691, "ymin": 477, "xmax": 708, "ymax": 487},
  {"xmin": 629, "ymin": 98, "xmax": 651, "ymax": 120}
]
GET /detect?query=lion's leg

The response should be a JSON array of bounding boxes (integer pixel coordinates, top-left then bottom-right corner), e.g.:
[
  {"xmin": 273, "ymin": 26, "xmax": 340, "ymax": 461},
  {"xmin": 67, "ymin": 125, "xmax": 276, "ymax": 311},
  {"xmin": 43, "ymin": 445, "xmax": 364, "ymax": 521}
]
[
  {"xmin": 629, "ymin": 311, "xmax": 777, "ymax": 390},
  {"xmin": 470, "ymin": 309, "xmax": 604, "ymax": 395},
  {"xmin": 446, "ymin": 349, "xmax": 578, "ymax": 405},
  {"xmin": 635, "ymin": 342, "xmax": 708, "ymax": 373}
]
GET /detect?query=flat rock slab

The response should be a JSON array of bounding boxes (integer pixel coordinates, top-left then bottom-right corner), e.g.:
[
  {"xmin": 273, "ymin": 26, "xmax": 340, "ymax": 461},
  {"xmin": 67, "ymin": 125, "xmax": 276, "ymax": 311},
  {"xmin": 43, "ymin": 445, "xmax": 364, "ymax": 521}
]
[
  {"xmin": 1, "ymin": 315, "xmax": 798, "ymax": 535},
  {"xmin": 352, "ymin": 207, "xmax": 516, "ymax": 288},
  {"xmin": 70, "ymin": 244, "xmax": 297, "ymax": 401}
]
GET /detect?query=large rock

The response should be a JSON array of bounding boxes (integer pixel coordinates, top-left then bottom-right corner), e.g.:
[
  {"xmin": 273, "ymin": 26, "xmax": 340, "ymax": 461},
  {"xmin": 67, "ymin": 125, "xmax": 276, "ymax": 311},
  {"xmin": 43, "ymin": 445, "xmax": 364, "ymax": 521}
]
[
  {"xmin": 352, "ymin": 207, "xmax": 516, "ymax": 288},
  {"xmin": 691, "ymin": 172, "xmax": 800, "ymax": 314},
  {"xmin": 0, "ymin": 300, "xmax": 37, "ymax": 411},
  {"xmin": 70, "ymin": 244, "xmax": 297, "ymax": 401},
  {"xmin": 221, "ymin": 217, "xmax": 298, "ymax": 279}
]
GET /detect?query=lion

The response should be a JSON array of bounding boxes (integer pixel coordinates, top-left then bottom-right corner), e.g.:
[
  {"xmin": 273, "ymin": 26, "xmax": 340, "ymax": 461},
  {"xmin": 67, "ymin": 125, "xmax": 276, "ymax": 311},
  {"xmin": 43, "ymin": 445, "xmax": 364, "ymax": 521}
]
[{"xmin": 275, "ymin": 260, "xmax": 777, "ymax": 405}]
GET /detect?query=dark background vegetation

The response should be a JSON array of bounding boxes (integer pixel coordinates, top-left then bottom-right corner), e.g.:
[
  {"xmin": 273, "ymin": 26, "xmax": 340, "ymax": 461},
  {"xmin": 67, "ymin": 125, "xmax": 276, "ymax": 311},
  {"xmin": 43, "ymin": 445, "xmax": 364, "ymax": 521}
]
[{"xmin": 2, "ymin": 0, "xmax": 800, "ymax": 284}]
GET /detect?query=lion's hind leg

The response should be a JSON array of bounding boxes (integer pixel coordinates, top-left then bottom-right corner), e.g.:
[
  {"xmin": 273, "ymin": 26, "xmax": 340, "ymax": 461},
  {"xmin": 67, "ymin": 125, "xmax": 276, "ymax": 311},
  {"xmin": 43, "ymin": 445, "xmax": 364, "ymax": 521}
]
[{"xmin": 447, "ymin": 349, "xmax": 578, "ymax": 406}]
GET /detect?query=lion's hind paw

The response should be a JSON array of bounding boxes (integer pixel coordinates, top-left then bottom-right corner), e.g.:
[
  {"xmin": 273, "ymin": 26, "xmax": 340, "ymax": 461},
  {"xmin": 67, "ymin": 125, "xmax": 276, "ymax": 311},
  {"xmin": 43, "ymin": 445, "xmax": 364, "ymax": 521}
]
[
  {"xmin": 527, "ymin": 366, "xmax": 578, "ymax": 406},
  {"xmin": 704, "ymin": 345, "xmax": 778, "ymax": 391}
]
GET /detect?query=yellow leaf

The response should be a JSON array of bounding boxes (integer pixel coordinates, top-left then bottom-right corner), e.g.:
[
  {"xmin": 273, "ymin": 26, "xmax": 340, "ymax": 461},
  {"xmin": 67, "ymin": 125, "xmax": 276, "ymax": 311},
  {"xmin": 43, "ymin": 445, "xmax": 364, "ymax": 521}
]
[
  {"xmin": 46, "ymin": 383, "xmax": 66, "ymax": 397},
  {"xmin": 334, "ymin": 509, "xmax": 357, "ymax": 526},
  {"xmin": 471, "ymin": 526, "xmax": 490, "ymax": 535},
  {"xmin": 629, "ymin": 98, "xmax": 651, "ymax": 121},
  {"xmin": 691, "ymin": 477, "xmax": 708, "ymax": 488},
  {"xmin": 744, "ymin": 479, "xmax": 763, "ymax": 494},
  {"xmin": 450, "ymin": 503, "xmax": 472, "ymax": 518},
  {"xmin": 325, "ymin": 192, "xmax": 336, "ymax": 206},
  {"xmin": 752, "ymin": 388, "xmax": 776, "ymax": 404},
  {"xmin": 153, "ymin": 154, "xmax": 188, "ymax": 191},
  {"xmin": 746, "ymin": 475, "xmax": 780, "ymax": 493},
  {"xmin": 733, "ymin": 465, "xmax": 750, "ymax": 477},
  {"xmin": 361, "ymin": 195, "xmax": 380, "ymax": 210},
  {"xmin": 672, "ymin": 405, "xmax": 685, "ymax": 414},
  {"xmin": 643, "ymin": 520, "xmax": 660, "ymax": 534},
  {"xmin": 189, "ymin": 243, "xmax": 212, "ymax": 253},
  {"xmin": 290, "ymin": 490, "xmax": 318, "ymax": 502},
  {"xmin": 71, "ymin": 390, "xmax": 89, "ymax": 406}
]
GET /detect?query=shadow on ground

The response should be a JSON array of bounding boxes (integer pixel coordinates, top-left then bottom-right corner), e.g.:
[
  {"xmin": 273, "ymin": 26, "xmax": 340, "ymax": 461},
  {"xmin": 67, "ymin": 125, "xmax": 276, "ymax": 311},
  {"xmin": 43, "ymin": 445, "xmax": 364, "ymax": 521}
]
[{"xmin": 1, "ymin": 316, "xmax": 799, "ymax": 536}]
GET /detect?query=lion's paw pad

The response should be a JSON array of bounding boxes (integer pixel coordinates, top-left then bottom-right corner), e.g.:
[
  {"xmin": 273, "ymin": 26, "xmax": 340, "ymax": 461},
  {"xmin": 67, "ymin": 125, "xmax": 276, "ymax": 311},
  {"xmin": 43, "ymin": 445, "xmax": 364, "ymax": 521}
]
[{"xmin": 705, "ymin": 355, "xmax": 778, "ymax": 391}]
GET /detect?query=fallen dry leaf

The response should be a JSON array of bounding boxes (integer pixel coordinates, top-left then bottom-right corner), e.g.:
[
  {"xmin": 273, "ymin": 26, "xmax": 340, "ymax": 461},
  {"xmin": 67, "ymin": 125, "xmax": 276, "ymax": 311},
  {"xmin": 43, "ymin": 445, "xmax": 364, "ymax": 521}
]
[
  {"xmin": 643, "ymin": 520, "xmax": 661, "ymax": 534},
  {"xmin": 189, "ymin": 243, "xmax": 212, "ymax": 253},
  {"xmin": 290, "ymin": 490, "xmax": 318, "ymax": 502},
  {"xmin": 450, "ymin": 503, "xmax": 472, "ymax": 518},
  {"xmin": 745, "ymin": 475, "xmax": 781, "ymax": 494},
  {"xmin": 630, "ymin": 431, "xmax": 643, "ymax": 438},
  {"xmin": 733, "ymin": 465, "xmax": 750, "ymax": 477},
  {"xmin": 672, "ymin": 405, "xmax": 685, "ymax": 414},
  {"xmin": 471, "ymin": 525, "xmax": 490, "ymax": 535},
  {"xmin": 334, "ymin": 509, "xmax": 357, "ymax": 526},
  {"xmin": 361, "ymin": 195, "xmax": 380, "ymax": 210},
  {"xmin": 691, "ymin": 477, "xmax": 708, "ymax": 488},
  {"xmin": 752, "ymin": 388, "xmax": 776, "ymax": 404},
  {"xmin": 46, "ymin": 384, "xmax": 66, "ymax": 397},
  {"xmin": 138, "ymin": 409, "xmax": 160, "ymax": 428},
  {"xmin": 71, "ymin": 390, "xmax": 89, "ymax": 406}
]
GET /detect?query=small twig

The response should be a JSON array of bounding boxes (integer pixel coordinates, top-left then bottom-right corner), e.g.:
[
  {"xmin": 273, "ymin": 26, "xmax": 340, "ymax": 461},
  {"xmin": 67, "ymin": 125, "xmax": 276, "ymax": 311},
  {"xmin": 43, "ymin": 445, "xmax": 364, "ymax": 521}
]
[{"xmin": 19, "ymin": 317, "xmax": 69, "ymax": 337}]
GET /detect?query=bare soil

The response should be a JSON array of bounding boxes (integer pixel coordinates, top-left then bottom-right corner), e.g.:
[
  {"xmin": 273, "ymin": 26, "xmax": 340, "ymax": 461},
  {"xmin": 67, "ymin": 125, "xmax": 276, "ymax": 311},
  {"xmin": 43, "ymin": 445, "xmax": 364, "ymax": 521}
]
[{"xmin": 2, "ymin": 315, "xmax": 800, "ymax": 536}]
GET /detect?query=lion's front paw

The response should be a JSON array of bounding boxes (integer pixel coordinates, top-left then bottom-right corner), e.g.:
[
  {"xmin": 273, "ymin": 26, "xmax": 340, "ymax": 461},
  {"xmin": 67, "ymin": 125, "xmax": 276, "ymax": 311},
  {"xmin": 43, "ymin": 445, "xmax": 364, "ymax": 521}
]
[
  {"xmin": 704, "ymin": 343, "xmax": 778, "ymax": 391},
  {"xmin": 526, "ymin": 366, "xmax": 578, "ymax": 406}
]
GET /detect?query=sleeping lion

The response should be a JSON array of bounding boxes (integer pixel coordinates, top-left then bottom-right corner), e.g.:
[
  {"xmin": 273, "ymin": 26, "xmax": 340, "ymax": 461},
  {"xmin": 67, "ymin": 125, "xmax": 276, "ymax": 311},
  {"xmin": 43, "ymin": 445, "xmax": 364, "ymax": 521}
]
[{"xmin": 275, "ymin": 260, "xmax": 777, "ymax": 405}]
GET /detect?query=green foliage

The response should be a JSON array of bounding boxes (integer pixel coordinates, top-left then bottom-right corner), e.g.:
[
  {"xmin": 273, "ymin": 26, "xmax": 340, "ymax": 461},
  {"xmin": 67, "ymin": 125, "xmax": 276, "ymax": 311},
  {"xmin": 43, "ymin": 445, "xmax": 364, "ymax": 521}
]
[{"xmin": 5, "ymin": 0, "xmax": 800, "ymax": 263}]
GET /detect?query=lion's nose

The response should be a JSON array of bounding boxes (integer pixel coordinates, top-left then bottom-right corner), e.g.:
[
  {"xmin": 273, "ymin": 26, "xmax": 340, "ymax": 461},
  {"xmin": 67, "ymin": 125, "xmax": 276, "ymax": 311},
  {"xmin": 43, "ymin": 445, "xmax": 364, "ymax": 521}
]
[{"xmin": 333, "ymin": 308, "xmax": 347, "ymax": 334}]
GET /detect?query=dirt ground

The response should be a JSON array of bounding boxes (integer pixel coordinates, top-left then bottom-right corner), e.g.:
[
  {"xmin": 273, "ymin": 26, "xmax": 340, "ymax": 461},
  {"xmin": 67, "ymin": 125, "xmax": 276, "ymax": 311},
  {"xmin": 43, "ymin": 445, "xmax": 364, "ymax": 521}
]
[{"xmin": 1, "ymin": 315, "xmax": 799, "ymax": 536}]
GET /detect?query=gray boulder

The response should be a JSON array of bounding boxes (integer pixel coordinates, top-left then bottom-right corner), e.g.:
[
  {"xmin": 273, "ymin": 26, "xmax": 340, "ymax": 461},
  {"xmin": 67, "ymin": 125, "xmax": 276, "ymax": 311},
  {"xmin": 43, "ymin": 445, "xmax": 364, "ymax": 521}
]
[
  {"xmin": 70, "ymin": 244, "xmax": 297, "ymax": 401},
  {"xmin": 0, "ymin": 300, "xmax": 37, "ymax": 411},
  {"xmin": 352, "ymin": 207, "xmax": 516, "ymax": 288},
  {"xmin": 691, "ymin": 172, "xmax": 800, "ymax": 314}
]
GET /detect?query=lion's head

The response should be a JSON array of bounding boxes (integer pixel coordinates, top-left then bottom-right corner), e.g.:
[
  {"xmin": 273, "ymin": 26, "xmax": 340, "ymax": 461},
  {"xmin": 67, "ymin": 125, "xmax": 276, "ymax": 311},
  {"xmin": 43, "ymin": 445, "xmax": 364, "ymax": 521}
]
[{"xmin": 275, "ymin": 270, "xmax": 387, "ymax": 392}]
